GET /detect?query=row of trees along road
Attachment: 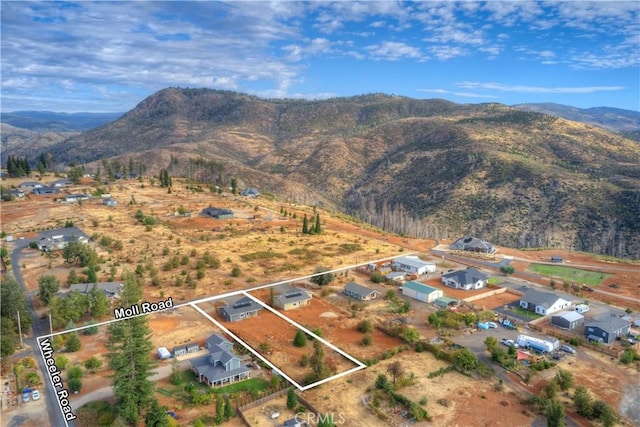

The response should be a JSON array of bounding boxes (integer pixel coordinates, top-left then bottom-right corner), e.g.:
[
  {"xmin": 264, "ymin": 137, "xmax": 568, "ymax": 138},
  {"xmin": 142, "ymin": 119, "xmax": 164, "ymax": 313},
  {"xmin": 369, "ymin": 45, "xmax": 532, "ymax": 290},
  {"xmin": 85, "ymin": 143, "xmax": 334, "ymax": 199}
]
[{"xmin": 106, "ymin": 272, "xmax": 169, "ymax": 426}]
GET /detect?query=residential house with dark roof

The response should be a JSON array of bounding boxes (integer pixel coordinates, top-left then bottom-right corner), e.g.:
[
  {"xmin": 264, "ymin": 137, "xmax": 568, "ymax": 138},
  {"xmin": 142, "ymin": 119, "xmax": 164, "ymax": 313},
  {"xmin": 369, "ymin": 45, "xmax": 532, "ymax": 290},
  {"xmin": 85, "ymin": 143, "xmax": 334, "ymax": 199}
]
[
  {"xmin": 519, "ymin": 289, "xmax": 571, "ymax": 315},
  {"xmin": 190, "ymin": 334, "xmax": 251, "ymax": 387},
  {"xmin": 218, "ymin": 296, "xmax": 263, "ymax": 322},
  {"xmin": 31, "ymin": 186, "xmax": 59, "ymax": 195},
  {"xmin": 273, "ymin": 285, "xmax": 312, "ymax": 311},
  {"xmin": 201, "ymin": 207, "xmax": 234, "ymax": 219},
  {"xmin": 441, "ymin": 268, "xmax": 488, "ymax": 290},
  {"xmin": 585, "ymin": 317, "xmax": 631, "ymax": 344},
  {"xmin": 18, "ymin": 181, "xmax": 43, "ymax": 190},
  {"xmin": 68, "ymin": 282, "xmax": 123, "ymax": 299},
  {"xmin": 63, "ymin": 193, "xmax": 91, "ymax": 203},
  {"xmin": 450, "ymin": 236, "xmax": 496, "ymax": 254},
  {"xmin": 240, "ymin": 188, "xmax": 260, "ymax": 197},
  {"xmin": 343, "ymin": 282, "xmax": 380, "ymax": 301}
]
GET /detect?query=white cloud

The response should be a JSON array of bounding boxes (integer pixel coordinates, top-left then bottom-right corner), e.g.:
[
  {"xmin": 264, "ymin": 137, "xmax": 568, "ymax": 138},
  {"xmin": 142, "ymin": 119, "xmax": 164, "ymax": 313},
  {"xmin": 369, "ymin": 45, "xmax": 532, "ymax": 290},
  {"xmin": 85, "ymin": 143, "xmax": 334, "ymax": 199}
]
[
  {"xmin": 365, "ymin": 41, "xmax": 425, "ymax": 61},
  {"xmin": 417, "ymin": 88, "xmax": 499, "ymax": 99},
  {"xmin": 457, "ymin": 82, "xmax": 625, "ymax": 94}
]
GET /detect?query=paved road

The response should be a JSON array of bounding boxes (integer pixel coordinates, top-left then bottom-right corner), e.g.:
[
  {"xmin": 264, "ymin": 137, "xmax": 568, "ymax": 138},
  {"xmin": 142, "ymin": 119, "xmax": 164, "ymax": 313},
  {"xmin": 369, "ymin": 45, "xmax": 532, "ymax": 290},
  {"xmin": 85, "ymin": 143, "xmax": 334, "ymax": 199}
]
[{"xmin": 8, "ymin": 234, "xmax": 73, "ymax": 427}]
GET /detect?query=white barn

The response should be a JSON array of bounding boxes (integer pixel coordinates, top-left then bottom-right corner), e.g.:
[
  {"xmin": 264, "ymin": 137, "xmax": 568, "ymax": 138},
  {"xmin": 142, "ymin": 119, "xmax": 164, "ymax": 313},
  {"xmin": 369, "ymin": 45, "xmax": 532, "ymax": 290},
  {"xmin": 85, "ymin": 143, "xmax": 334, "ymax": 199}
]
[{"xmin": 392, "ymin": 256, "xmax": 436, "ymax": 275}]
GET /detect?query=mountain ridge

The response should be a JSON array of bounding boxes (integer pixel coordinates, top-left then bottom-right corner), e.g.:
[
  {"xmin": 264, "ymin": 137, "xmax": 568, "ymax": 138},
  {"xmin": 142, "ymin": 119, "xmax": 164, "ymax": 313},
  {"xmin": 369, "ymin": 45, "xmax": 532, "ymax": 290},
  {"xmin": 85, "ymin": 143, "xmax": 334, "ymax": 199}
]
[{"xmin": 5, "ymin": 88, "xmax": 640, "ymax": 258}]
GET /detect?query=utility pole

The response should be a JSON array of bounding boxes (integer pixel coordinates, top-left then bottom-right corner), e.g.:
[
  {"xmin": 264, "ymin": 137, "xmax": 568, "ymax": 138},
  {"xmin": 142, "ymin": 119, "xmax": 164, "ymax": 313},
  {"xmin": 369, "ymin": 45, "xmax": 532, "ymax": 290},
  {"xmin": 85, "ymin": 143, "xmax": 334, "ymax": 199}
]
[
  {"xmin": 49, "ymin": 313, "xmax": 53, "ymax": 336},
  {"xmin": 16, "ymin": 311, "xmax": 23, "ymax": 347}
]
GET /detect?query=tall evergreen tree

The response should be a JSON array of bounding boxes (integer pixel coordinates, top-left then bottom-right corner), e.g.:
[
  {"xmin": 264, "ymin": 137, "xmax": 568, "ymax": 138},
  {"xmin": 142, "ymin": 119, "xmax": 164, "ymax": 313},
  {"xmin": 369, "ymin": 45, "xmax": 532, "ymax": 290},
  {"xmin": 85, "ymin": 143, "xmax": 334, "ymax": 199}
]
[
  {"xmin": 302, "ymin": 214, "xmax": 309, "ymax": 234},
  {"xmin": 106, "ymin": 272, "xmax": 155, "ymax": 425},
  {"xmin": 314, "ymin": 213, "xmax": 321, "ymax": 234}
]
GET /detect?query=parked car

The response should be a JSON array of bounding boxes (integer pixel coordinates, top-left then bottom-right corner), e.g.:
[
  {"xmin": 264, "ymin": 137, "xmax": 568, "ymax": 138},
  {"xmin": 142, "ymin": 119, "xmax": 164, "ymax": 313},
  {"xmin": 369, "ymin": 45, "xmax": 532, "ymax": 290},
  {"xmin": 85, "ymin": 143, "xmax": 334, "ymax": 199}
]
[
  {"xmin": 487, "ymin": 322, "xmax": 498, "ymax": 328},
  {"xmin": 32, "ymin": 390, "xmax": 40, "ymax": 400},
  {"xmin": 501, "ymin": 339, "xmax": 519, "ymax": 348},
  {"xmin": 22, "ymin": 391, "xmax": 30, "ymax": 403},
  {"xmin": 561, "ymin": 344, "xmax": 576, "ymax": 354}
]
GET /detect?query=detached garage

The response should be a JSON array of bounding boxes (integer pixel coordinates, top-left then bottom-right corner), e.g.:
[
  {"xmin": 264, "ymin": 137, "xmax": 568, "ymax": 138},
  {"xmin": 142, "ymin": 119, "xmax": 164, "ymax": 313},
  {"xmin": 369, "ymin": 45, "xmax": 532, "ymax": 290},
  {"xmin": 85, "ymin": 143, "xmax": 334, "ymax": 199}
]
[
  {"xmin": 402, "ymin": 281, "xmax": 443, "ymax": 303},
  {"xmin": 551, "ymin": 311, "xmax": 584, "ymax": 330}
]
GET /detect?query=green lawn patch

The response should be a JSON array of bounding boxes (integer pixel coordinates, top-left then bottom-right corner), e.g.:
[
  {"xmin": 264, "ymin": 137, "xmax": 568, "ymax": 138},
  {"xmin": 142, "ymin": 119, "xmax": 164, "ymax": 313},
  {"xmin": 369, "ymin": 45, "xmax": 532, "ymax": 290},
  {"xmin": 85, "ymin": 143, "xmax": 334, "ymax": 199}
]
[
  {"xmin": 511, "ymin": 307, "xmax": 543, "ymax": 320},
  {"xmin": 212, "ymin": 378, "xmax": 270, "ymax": 395},
  {"xmin": 527, "ymin": 264, "xmax": 609, "ymax": 286}
]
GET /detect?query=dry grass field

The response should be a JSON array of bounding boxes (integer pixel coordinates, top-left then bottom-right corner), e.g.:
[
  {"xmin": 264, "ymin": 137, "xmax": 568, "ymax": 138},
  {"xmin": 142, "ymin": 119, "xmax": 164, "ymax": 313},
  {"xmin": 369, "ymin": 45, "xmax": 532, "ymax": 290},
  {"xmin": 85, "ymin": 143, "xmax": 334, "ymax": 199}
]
[{"xmin": 2, "ymin": 175, "xmax": 639, "ymax": 427}]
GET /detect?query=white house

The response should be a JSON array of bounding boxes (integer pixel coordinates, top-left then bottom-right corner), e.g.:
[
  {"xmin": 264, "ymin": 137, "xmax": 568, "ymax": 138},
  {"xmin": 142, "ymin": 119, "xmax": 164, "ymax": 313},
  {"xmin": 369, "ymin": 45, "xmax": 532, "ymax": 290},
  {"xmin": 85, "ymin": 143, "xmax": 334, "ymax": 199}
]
[
  {"xmin": 441, "ymin": 268, "xmax": 488, "ymax": 290},
  {"xmin": 519, "ymin": 289, "xmax": 571, "ymax": 315},
  {"xmin": 392, "ymin": 256, "xmax": 436, "ymax": 275}
]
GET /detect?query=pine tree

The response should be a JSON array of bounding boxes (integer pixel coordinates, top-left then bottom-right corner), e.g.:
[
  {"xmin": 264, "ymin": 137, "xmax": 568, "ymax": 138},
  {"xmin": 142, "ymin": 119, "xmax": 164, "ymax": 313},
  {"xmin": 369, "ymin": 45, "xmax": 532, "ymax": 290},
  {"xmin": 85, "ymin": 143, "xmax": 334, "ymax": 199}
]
[
  {"xmin": 106, "ymin": 272, "xmax": 155, "ymax": 425},
  {"xmin": 314, "ymin": 213, "xmax": 321, "ymax": 234},
  {"xmin": 223, "ymin": 395, "xmax": 234, "ymax": 419},
  {"xmin": 287, "ymin": 388, "xmax": 298, "ymax": 409},
  {"xmin": 214, "ymin": 396, "xmax": 224, "ymax": 424},
  {"xmin": 302, "ymin": 214, "xmax": 309, "ymax": 234},
  {"xmin": 144, "ymin": 399, "xmax": 169, "ymax": 427}
]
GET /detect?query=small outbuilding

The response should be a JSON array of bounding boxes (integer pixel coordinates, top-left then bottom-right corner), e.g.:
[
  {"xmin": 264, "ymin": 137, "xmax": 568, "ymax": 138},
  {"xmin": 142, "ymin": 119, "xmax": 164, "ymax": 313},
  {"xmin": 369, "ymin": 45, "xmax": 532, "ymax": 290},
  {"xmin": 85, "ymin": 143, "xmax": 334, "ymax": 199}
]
[
  {"xmin": 157, "ymin": 347, "xmax": 171, "ymax": 360},
  {"xmin": 343, "ymin": 282, "xmax": 380, "ymax": 301},
  {"xmin": 401, "ymin": 281, "xmax": 443, "ymax": 303},
  {"xmin": 551, "ymin": 256, "xmax": 564, "ymax": 263},
  {"xmin": 551, "ymin": 311, "xmax": 584, "ymax": 330},
  {"xmin": 173, "ymin": 342, "xmax": 200, "ymax": 357}
]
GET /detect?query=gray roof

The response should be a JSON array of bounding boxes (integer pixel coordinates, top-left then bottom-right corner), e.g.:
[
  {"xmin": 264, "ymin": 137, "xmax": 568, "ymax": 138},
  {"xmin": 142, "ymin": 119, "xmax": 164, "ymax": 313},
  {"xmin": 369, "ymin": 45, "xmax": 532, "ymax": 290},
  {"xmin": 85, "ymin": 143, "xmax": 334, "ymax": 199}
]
[
  {"xmin": 206, "ymin": 334, "xmax": 232, "ymax": 350},
  {"xmin": 585, "ymin": 317, "xmax": 631, "ymax": 333},
  {"xmin": 521, "ymin": 289, "xmax": 567, "ymax": 309},
  {"xmin": 552, "ymin": 311, "xmax": 584, "ymax": 322},
  {"xmin": 219, "ymin": 296, "xmax": 262, "ymax": 317},
  {"xmin": 344, "ymin": 282, "xmax": 379, "ymax": 298},
  {"xmin": 275, "ymin": 285, "xmax": 311, "ymax": 305},
  {"xmin": 202, "ymin": 207, "xmax": 233, "ymax": 217},
  {"xmin": 68, "ymin": 282, "xmax": 122, "ymax": 297},
  {"xmin": 442, "ymin": 268, "xmax": 488, "ymax": 285},
  {"xmin": 190, "ymin": 334, "xmax": 250, "ymax": 384},
  {"xmin": 392, "ymin": 256, "xmax": 434, "ymax": 270},
  {"xmin": 450, "ymin": 236, "xmax": 495, "ymax": 252}
]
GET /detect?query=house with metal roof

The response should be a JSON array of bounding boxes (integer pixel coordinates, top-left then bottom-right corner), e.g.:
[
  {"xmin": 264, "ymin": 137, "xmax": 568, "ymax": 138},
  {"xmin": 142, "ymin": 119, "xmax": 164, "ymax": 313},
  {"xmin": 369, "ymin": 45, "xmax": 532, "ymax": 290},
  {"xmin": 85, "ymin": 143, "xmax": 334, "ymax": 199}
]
[
  {"xmin": 31, "ymin": 186, "xmax": 59, "ymax": 195},
  {"xmin": 343, "ymin": 282, "xmax": 380, "ymax": 301},
  {"xmin": 51, "ymin": 178, "xmax": 73, "ymax": 187},
  {"xmin": 585, "ymin": 317, "xmax": 631, "ymax": 344},
  {"xmin": 401, "ymin": 281, "xmax": 443, "ymax": 303},
  {"xmin": 391, "ymin": 256, "xmax": 436, "ymax": 275},
  {"xmin": 18, "ymin": 181, "xmax": 43, "ymax": 190},
  {"xmin": 519, "ymin": 289, "xmax": 571, "ymax": 315},
  {"xmin": 450, "ymin": 236, "xmax": 496, "ymax": 254},
  {"xmin": 273, "ymin": 285, "xmax": 312, "ymax": 311},
  {"xmin": 201, "ymin": 206, "xmax": 233, "ymax": 219},
  {"xmin": 68, "ymin": 282, "xmax": 123, "ymax": 299},
  {"xmin": 551, "ymin": 311, "xmax": 584, "ymax": 330},
  {"xmin": 240, "ymin": 188, "xmax": 260, "ymax": 197},
  {"xmin": 218, "ymin": 296, "xmax": 263, "ymax": 322},
  {"xmin": 190, "ymin": 334, "xmax": 251, "ymax": 387},
  {"xmin": 385, "ymin": 271, "xmax": 406, "ymax": 283},
  {"xmin": 441, "ymin": 268, "xmax": 488, "ymax": 290}
]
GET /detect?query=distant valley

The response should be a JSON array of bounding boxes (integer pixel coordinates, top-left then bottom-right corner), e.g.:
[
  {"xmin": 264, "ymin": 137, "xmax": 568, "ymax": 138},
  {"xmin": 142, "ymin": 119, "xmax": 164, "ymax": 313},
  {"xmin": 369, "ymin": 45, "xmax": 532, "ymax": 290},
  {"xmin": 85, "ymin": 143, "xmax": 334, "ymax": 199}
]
[{"xmin": 2, "ymin": 89, "xmax": 639, "ymax": 258}]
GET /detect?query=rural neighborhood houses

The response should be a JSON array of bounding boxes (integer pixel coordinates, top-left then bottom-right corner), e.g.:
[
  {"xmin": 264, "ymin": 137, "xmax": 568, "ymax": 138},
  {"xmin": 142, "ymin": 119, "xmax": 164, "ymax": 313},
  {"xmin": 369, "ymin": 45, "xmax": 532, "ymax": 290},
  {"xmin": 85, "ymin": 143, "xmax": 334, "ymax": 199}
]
[
  {"xmin": 190, "ymin": 334, "xmax": 251, "ymax": 387},
  {"xmin": 218, "ymin": 296, "xmax": 263, "ymax": 322},
  {"xmin": 441, "ymin": 268, "xmax": 488, "ymax": 290},
  {"xmin": 343, "ymin": 282, "xmax": 380, "ymax": 301},
  {"xmin": 18, "ymin": 181, "xmax": 43, "ymax": 190},
  {"xmin": 51, "ymin": 178, "xmax": 73, "ymax": 187},
  {"xmin": 273, "ymin": 285, "xmax": 312, "ymax": 311},
  {"xmin": 401, "ymin": 281, "xmax": 444, "ymax": 303},
  {"xmin": 31, "ymin": 186, "xmax": 59, "ymax": 195},
  {"xmin": 519, "ymin": 289, "xmax": 571, "ymax": 315},
  {"xmin": 240, "ymin": 188, "xmax": 260, "ymax": 197},
  {"xmin": 585, "ymin": 317, "xmax": 631, "ymax": 344},
  {"xmin": 450, "ymin": 236, "xmax": 496, "ymax": 254},
  {"xmin": 391, "ymin": 256, "xmax": 436, "ymax": 275}
]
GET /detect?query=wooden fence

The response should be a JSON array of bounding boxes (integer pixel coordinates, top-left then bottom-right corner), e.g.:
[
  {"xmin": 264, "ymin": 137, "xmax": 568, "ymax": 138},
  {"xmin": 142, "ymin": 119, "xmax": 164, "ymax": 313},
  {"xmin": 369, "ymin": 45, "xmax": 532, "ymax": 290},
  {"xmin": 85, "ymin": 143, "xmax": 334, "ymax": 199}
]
[{"xmin": 236, "ymin": 386, "xmax": 323, "ymax": 427}]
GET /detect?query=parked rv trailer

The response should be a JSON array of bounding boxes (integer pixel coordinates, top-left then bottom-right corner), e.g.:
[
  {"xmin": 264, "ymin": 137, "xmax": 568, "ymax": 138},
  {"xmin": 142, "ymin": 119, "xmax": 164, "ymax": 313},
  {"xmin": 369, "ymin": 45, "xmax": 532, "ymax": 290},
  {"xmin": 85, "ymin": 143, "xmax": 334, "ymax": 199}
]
[{"xmin": 516, "ymin": 335, "xmax": 557, "ymax": 353}]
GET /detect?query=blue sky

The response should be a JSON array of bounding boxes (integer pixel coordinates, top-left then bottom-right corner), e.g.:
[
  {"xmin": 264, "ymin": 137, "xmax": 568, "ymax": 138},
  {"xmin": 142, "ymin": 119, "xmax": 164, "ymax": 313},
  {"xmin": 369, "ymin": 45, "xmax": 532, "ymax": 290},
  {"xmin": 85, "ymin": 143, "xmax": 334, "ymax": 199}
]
[{"xmin": 1, "ymin": 1, "xmax": 639, "ymax": 113}]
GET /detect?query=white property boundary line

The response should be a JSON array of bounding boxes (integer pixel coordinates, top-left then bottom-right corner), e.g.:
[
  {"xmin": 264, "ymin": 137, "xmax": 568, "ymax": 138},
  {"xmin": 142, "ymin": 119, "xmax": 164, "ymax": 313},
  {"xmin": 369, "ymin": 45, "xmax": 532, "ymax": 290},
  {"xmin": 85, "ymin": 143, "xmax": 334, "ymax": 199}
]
[{"xmin": 35, "ymin": 252, "xmax": 414, "ymax": 423}]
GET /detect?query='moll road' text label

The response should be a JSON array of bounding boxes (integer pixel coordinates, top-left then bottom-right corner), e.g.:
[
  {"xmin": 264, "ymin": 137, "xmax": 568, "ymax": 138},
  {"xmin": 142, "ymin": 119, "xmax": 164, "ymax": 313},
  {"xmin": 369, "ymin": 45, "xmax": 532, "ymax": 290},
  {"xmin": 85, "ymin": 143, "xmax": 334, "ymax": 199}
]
[{"xmin": 114, "ymin": 297, "xmax": 174, "ymax": 319}]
